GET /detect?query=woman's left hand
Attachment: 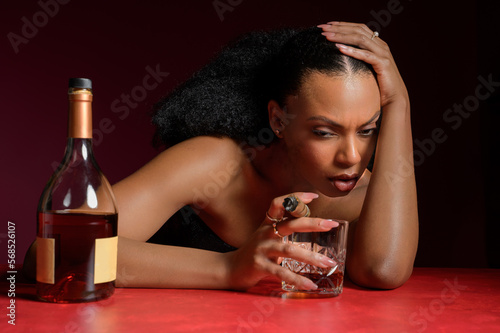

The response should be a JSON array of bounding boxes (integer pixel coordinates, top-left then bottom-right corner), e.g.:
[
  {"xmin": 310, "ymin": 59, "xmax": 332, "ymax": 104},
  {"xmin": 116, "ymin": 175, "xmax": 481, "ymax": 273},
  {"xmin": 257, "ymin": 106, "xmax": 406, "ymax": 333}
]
[{"xmin": 318, "ymin": 21, "xmax": 409, "ymax": 109}]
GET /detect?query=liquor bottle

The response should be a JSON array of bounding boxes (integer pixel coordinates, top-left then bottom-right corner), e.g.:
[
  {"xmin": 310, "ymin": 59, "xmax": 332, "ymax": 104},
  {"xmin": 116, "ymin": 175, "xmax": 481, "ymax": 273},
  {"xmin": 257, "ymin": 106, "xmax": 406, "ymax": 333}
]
[{"xmin": 36, "ymin": 78, "xmax": 118, "ymax": 303}]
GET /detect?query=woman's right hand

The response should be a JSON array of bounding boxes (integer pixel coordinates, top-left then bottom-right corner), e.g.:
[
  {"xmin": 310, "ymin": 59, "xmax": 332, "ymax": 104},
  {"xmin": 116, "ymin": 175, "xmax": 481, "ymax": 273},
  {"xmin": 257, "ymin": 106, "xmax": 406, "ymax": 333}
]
[{"xmin": 224, "ymin": 192, "xmax": 339, "ymax": 291}]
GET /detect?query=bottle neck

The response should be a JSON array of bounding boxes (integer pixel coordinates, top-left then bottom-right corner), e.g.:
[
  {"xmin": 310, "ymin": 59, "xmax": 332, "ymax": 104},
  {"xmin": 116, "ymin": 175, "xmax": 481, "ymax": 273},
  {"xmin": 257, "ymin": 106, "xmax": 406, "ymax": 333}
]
[
  {"xmin": 68, "ymin": 90, "xmax": 93, "ymax": 139},
  {"xmin": 66, "ymin": 138, "xmax": 94, "ymax": 160}
]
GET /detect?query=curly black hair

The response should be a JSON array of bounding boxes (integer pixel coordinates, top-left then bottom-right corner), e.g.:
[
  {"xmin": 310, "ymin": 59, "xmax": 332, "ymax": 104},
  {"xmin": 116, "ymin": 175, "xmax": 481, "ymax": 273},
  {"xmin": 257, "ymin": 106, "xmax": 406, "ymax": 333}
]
[{"xmin": 152, "ymin": 27, "xmax": 374, "ymax": 148}]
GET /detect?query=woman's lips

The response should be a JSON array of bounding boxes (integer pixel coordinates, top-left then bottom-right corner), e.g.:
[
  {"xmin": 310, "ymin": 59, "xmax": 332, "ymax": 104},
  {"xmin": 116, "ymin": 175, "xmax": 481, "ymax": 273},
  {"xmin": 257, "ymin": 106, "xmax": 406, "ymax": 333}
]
[{"xmin": 330, "ymin": 175, "xmax": 359, "ymax": 192}]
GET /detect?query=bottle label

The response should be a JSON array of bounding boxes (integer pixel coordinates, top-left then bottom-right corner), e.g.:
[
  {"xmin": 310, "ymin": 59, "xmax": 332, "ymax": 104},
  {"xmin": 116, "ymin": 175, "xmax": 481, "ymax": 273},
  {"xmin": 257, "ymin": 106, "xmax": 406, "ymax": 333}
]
[
  {"xmin": 36, "ymin": 236, "xmax": 118, "ymax": 284},
  {"xmin": 94, "ymin": 236, "xmax": 118, "ymax": 284},
  {"xmin": 36, "ymin": 237, "xmax": 55, "ymax": 284}
]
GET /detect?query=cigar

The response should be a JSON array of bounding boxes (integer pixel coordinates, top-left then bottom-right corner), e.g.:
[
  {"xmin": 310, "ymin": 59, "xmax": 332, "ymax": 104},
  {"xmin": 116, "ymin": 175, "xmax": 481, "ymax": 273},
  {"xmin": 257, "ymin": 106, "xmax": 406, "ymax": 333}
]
[{"xmin": 282, "ymin": 195, "xmax": 310, "ymax": 217}]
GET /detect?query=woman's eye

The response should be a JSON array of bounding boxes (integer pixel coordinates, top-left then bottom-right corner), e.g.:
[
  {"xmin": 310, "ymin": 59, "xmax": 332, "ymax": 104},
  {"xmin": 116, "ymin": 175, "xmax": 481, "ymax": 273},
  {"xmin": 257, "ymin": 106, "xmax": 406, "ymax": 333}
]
[
  {"xmin": 358, "ymin": 128, "xmax": 377, "ymax": 136},
  {"xmin": 312, "ymin": 129, "xmax": 335, "ymax": 138}
]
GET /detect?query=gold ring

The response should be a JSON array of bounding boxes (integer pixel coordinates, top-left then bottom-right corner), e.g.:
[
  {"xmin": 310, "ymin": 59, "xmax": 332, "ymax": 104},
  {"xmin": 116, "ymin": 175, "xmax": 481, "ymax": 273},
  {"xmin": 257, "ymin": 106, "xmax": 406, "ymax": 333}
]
[
  {"xmin": 266, "ymin": 211, "xmax": 282, "ymax": 223},
  {"xmin": 272, "ymin": 222, "xmax": 285, "ymax": 238},
  {"xmin": 371, "ymin": 31, "xmax": 379, "ymax": 40},
  {"xmin": 304, "ymin": 204, "xmax": 311, "ymax": 217}
]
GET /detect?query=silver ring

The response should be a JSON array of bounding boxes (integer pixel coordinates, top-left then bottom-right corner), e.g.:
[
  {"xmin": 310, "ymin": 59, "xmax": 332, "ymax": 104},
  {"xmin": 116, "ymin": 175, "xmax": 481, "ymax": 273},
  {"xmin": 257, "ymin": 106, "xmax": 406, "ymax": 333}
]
[
  {"xmin": 371, "ymin": 31, "xmax": 379, "ymax": 40},
  {"xmin": 272, "ymin": 222, "xmax": 285, "ymax": 238}
]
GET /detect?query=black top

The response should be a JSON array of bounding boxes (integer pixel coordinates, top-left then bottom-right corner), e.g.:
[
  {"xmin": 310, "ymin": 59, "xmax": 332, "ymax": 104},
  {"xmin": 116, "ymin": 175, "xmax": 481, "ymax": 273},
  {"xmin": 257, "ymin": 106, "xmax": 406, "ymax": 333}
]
[
  {"xmin": 69, "ymin": 78, "xmax": 92, "ymax": 89},
  {"xmin": 147, "ymin": 206, "xmax": 238, "ymax": 253}
]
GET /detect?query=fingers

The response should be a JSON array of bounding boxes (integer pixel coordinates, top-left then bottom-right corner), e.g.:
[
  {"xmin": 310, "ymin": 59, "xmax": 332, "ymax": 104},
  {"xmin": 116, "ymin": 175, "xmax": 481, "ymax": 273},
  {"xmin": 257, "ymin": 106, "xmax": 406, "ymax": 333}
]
[
  {"xmin": 333, "ymin": 44, "xmax": 384, "ymax": 70},
  {"xmin": 318, "ymin": 21, "xmax": 388, "ymax": 50},
  {"xmin": 283, "ymin": 195, "xmax": 310, "ymax": 218},
  {"xmin": 317, "ymin": 21, "xmax": 394, "ymax": 75},
  {"xmin": 321, "ymin": 28, "xmax": 384, "ymax": 51},
  {"xmin": 319, "ymin": 21, "xmax": 374, "ymax": 40},
  {"xmin": 255, "ymin": 192, "xmax": 342, "ymax": 290},
  {"xmin": 258, "ymin": 242, "xmax": 337, "ymax": 290},
  {"xmin": 265, "ymin": 259, "xmax": 318, "ymax": 290},
  {"xmin": 265, "ymin": 192, "xmax": 339, "ymax": 238},
  {"xmin": 319, "ymin": 21, "xmax": 374, "ymax": 36},
  {"xmin": 317, "ymin": 21, "xmax": 406, "ymax": 108},
  {"xmin": 263, "ymin": 218, "xmax": 339, "ymax": 290},
  {"xmin": 266, "ymin": 192, "xmax": 318, "ymax": 223},
  {"xmin": 325, "ymin": 21, "xmax": 372, "ymax": 32},
  {"xmin": 274, "ymin": 217, "xmax": 339, "ymax": 237},
  {"xmin": 266, "ymin": 241, "xmax": 337, "ymax": 268}
]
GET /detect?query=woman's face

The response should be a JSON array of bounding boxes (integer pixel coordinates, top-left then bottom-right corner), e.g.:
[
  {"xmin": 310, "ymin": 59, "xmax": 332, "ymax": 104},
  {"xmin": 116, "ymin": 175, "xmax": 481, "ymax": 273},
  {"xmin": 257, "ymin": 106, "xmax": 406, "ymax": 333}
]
[{"xmin": 282, "ymin": 71, "xmax": 381, "ymax": 197}]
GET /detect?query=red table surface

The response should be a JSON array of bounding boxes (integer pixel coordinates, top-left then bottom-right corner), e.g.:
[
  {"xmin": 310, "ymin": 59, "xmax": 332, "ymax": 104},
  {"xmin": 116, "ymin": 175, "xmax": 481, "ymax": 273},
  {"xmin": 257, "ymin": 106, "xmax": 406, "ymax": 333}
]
[{"xmin": 1, "ymin": 267, "xmax": 499, "ymax": 333}]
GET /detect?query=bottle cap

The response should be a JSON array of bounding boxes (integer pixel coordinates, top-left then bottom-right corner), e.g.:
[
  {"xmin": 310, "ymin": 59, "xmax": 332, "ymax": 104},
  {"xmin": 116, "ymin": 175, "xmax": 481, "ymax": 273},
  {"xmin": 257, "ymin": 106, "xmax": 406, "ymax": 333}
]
[{"xmin": 69, "ymin": 78, "xmax": 92, "ymax": 89}]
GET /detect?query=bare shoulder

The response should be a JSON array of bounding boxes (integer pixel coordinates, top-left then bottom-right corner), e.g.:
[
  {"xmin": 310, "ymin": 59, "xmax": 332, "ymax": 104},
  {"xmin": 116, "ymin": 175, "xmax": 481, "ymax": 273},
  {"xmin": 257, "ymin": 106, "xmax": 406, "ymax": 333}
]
[
  {"xmin": 113, "ymin": 136, "xmax": 246, "ymax": 240},
  {"xmin": 152, "ymin": 136, "xmax": 247, "ymax": 182},
  {"xmin": 161, "ymin": 136, "xmax": 245, "ymax": 166},
  {"xmin": 114, "ymin": 136, "xmax": 246, "ymax": 199}
]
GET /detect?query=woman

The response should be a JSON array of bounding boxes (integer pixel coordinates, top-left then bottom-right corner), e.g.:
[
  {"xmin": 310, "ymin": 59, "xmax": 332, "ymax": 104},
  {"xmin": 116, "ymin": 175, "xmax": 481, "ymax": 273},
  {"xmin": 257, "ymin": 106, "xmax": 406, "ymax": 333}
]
[{"xmin": 113, "ymin": 21, "xmax": 418, "ymax": 291}]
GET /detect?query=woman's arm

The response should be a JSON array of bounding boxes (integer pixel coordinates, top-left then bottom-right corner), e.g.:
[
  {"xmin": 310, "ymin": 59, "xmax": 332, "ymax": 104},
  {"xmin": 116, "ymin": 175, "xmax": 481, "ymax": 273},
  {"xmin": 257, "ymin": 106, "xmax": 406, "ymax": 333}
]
[
  {"xmin": 319, "ymin": 22, "xmax": 419, "ymax": 289},
  {"xmin": 113, "ymin": 136, "xmax": 243, "ymax": 288},
  {"xmin": 118, "ymin": 193, "xmax": 337, "ymax": 291},
  {"xmin": 116, "ymin": 237, "xmax": 232, "ymax": 288},
  {"xmin": 114, "ymin": 137, "xmax": 337, "ymax": 289}
]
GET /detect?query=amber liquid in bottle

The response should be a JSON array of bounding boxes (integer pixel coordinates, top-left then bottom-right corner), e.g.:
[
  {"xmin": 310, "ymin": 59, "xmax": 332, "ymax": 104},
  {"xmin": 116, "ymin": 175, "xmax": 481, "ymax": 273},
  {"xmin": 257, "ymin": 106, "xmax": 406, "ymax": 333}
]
[{"xmin": 36, "ymin": 78, "xmax": 118, "ymax": 303}]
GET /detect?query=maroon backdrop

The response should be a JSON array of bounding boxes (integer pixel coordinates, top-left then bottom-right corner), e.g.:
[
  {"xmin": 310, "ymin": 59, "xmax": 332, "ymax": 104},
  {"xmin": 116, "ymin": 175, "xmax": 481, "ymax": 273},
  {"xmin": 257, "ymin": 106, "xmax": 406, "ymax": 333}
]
[{"xmin": 2, "ymin": 0, "xmax": 498, "ymax": 269}]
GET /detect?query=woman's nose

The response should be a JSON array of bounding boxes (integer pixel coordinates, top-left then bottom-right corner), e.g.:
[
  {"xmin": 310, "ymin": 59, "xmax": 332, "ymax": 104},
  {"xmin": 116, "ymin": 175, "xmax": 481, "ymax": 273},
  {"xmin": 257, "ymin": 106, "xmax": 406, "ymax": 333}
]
[{"xmin": 335, "ymin": 137, "xmax": 361, "ymax": 167}]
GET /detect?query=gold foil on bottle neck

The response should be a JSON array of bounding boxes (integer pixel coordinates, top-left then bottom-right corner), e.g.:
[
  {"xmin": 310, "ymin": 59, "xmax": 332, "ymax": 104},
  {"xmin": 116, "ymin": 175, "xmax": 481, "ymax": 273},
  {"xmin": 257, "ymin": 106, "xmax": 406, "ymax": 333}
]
[{"xmin": 68, "ymin": 90, "xmax": 93, "ymax": 138}]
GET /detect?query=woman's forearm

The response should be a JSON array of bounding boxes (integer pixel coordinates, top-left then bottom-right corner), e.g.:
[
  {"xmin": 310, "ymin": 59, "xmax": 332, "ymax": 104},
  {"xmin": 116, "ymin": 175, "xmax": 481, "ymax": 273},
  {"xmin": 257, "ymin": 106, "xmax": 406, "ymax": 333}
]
[
  {"xmin": 116, "ymin": 236, "xmax": 231, "ymax": 289},
  {"xmin": 348, "ymin": 99, "xmax": 419, "ymax": 289}
]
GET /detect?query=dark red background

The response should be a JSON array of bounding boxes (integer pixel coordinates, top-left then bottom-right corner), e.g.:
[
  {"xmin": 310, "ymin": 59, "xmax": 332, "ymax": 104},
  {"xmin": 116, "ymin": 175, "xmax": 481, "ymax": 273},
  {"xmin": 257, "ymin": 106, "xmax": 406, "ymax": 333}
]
[{"xmin": 1, "ymin": 0, "xmax": 498, "ymax": 269}]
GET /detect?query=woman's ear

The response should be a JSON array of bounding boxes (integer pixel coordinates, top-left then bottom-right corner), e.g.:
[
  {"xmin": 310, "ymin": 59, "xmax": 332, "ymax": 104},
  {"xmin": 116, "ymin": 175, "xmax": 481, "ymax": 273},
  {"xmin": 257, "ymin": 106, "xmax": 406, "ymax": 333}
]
[{"xmin": 268, "ymin": 100, "xmax": 286, "ymax": 138}]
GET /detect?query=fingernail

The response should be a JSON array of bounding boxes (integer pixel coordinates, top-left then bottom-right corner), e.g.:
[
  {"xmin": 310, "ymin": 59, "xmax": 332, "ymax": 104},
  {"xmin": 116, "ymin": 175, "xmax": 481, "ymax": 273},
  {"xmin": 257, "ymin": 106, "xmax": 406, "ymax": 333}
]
[
  {"xmin": 301, "ymin": 192, "xmax": 319, "ymax": 200},
  {"xmin": 320, "ymin": 256, "xmax": 338, "ymax": 267},
  {"xmin": 321, "ymin": 32, "xmax": 335, "ymax": 37},
  {"xmin": 304, "ymin": 280, "xmax": 318, "ymax": 290},
  {"xmin": 335, "ymin": 43, "xmax": 348, "ymax": 50},
  {"xmin": 320, "ymin": 219, "xmax": 339, "ymax": 229}
]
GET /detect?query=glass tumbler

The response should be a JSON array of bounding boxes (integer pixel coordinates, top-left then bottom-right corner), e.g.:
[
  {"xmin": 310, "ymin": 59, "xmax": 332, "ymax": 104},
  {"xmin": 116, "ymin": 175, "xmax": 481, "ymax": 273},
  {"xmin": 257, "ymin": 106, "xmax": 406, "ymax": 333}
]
[{"xmin": 281, "ymin": 220, "xmax": 349, "ymax": 296}]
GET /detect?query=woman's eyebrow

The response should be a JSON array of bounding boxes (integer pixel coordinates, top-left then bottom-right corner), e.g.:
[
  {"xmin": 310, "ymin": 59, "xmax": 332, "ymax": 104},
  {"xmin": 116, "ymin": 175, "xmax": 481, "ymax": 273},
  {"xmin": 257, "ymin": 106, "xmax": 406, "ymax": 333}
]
[
  {"xmin": 306, "ymin": 110, "xmax": 381, "ymax": 128},
  {"xmin": 361, "ymin": 111, "xmax": 381, "ymax": 126}
]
